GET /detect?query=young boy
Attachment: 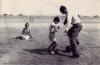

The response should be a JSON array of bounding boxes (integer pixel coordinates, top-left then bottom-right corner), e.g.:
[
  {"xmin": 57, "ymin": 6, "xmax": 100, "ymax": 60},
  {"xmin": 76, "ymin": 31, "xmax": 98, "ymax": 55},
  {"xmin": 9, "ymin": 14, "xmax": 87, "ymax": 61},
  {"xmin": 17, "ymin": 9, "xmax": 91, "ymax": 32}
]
[
  {"xmin": 13, "ymin": 23, "xmax": 32, "ymax": 40},
  {"xmin": 47, "ymin": 16, "xmax": 60, "ymax": 55}
]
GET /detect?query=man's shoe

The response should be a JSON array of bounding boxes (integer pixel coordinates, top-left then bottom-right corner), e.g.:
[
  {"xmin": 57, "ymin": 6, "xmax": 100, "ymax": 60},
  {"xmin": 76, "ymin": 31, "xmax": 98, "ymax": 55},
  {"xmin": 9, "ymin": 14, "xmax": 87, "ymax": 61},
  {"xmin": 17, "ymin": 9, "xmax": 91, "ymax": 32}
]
[{"xmin": 64, "ymin": 46, "xmax": 72, "ymax": 53}]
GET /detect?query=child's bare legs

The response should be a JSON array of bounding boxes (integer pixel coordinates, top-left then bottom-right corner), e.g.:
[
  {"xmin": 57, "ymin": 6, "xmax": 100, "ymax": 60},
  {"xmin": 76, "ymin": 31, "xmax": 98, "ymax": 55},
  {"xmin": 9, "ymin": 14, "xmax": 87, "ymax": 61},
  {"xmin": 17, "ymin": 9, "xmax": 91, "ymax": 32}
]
[
  {"xmin": 48, "ymin": 33, "xmax": 57, "ymax": 54},
  {"xmin": 48, "ymin": 41, "xmax": 57, "ymax": 54}
]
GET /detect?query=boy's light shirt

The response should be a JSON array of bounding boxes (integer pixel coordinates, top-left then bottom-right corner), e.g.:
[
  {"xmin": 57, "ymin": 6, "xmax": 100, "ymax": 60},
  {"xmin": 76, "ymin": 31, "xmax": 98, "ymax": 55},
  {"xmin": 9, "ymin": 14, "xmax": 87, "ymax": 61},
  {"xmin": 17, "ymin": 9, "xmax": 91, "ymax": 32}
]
[
  {"xmin": 65, "ymin": 11, "xmax": 81, "ymax": 31},
  {"xmin": 51, "ymin": 22, "xmax": 56, "ymax": 27},
  {"xmin": 50, "ymin": 22, "xmax": 59, "ymax": 42},
  {"xmin": 50, "ymin": 22, "xmax": 60, "ymax": 32},
  {"xmin": 50, "ymin": 23, "xmax": 55, "ymax": 32}
]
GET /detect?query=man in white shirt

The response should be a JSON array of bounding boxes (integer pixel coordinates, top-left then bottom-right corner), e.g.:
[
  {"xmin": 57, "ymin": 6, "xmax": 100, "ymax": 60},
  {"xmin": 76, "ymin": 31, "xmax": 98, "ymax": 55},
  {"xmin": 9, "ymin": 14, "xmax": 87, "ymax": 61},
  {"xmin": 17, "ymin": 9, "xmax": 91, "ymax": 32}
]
[{"xmin": 60, "ymin": 5, "xmax": 83, "ymax": 58}]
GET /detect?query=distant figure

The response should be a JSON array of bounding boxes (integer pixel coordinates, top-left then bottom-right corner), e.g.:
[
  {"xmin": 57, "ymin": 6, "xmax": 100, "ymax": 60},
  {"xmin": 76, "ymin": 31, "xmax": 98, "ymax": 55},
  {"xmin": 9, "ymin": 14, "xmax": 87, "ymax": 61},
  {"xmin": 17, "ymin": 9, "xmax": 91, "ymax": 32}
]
[
  {"xmin": 13, "ymin": 23, "xmax": 32, "ymax": 40},
  {"xmin": 47, "ymin": 16, "xmax": 60, "ymax": 55},
  {"xmin": 60, "ymin": 5, "xmax": 83, "ymax": 58}
]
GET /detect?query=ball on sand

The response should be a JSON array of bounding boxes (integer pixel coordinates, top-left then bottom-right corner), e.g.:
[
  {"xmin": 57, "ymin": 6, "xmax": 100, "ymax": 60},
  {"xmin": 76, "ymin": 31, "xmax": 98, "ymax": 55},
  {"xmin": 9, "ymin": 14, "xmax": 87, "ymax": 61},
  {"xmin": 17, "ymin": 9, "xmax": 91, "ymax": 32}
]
[{"xmin": 65, "ymin": 45, "xmax": 72, "ymax": 53}]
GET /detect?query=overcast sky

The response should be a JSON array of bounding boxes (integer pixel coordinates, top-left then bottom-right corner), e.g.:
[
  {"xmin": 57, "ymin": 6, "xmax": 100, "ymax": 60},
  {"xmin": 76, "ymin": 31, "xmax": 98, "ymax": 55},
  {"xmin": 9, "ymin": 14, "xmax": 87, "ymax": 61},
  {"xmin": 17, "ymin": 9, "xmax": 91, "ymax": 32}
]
[{"xmin": 0, "ymin": 0, "xmax": 100, "ymax": 16}]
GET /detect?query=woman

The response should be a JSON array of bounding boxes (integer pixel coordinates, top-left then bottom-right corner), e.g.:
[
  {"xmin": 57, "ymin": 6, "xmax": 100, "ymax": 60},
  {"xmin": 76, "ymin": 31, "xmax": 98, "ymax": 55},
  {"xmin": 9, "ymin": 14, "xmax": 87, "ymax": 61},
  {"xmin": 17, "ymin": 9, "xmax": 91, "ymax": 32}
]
[{"xmin": 13, "ymin": 23, "xmax": 32, "ymax": 40}]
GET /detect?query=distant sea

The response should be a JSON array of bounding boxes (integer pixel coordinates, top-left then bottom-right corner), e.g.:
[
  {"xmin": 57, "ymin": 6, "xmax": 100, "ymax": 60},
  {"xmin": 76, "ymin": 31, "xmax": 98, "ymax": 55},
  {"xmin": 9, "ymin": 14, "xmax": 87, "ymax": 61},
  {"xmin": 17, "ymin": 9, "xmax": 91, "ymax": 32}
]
[{"xmin": 0, "ymin": 15, "xmax": 100, "ymax": 23}]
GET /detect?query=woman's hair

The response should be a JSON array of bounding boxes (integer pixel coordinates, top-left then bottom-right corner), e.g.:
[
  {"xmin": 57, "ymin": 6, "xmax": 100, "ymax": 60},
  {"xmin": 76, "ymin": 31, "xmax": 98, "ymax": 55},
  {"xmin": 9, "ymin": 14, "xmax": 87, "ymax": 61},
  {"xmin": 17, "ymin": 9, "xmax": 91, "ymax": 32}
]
[
  {"xmin": 53, "ymin": 16, "xmax": 60, "ymax": 22},
  {"xmin": 60, "ymin": 5, "xmax": 68, "ymax": 14}
]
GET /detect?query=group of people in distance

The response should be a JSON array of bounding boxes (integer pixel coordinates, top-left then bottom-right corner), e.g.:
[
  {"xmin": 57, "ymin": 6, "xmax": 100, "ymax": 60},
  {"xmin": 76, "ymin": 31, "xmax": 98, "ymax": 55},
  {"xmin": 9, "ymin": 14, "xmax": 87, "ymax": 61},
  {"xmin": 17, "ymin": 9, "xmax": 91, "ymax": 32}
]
[{"xmin": 13, "ymin": 5, "xmax": 83, "ymax": 58}]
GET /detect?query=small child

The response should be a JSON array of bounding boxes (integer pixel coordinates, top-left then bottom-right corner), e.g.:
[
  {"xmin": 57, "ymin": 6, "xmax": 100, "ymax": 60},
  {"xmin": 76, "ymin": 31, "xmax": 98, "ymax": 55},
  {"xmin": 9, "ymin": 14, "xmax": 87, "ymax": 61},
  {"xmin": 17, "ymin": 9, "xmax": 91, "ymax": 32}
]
[
  {"xmin": 13, "ymin": 23, "xmax": 32, "ymax": 40},
  {"xmin": 47, "ymin": 16, "xmax": 60, "ymax": 55}
]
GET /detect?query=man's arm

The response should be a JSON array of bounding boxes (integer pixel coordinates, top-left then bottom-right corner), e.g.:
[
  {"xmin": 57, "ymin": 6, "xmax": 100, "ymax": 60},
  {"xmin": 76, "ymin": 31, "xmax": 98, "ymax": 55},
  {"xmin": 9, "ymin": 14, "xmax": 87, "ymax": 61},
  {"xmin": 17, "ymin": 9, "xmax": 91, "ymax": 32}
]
[
  {"xmin": 65, "ymin": 15, "xmax": 72, "ymax": 32},
  {"xmin": 63, "ymin": 16, "xmax": 68, "ymax": 25}
]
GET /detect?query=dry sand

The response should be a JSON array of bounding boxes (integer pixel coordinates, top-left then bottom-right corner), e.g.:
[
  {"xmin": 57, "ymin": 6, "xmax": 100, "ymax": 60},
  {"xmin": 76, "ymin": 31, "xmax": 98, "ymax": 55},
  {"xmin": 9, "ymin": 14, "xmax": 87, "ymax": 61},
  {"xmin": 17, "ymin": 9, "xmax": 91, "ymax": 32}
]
[{"xmin": 0, "ymin": 23, "xmax": 100, "ymax": 65}]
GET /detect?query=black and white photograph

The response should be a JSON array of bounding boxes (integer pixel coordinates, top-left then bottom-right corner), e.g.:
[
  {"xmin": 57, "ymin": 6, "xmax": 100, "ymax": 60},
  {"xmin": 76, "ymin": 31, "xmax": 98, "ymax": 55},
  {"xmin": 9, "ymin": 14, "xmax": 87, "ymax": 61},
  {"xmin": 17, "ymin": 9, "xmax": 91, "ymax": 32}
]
[{"xmin": 0, "ymin": 0, "xmax": 100, "ymax": 65}]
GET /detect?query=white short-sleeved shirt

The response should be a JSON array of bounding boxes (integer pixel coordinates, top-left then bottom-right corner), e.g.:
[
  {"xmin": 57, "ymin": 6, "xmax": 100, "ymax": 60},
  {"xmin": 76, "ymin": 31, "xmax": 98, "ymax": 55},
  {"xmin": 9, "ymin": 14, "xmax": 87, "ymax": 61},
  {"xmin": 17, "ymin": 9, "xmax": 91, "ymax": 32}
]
[{"xmin": 65, "ymin": 11, "xmax": 81, "ymax": 30}]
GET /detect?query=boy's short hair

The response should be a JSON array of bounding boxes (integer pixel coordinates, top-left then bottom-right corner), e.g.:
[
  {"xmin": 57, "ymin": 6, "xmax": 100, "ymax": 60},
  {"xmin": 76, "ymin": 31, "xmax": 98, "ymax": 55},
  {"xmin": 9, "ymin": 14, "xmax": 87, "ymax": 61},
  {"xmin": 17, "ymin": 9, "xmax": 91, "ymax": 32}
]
[
  {"xmin": 60, "ymin": 5, "xmax": 67, "ymax": 14},
  {"xmin": 53, "ymin": 16, "xmax": 60, "ymax": 22},
  {"xmin": 25, "ymin": 23, "xmax": 29, "ymax": 27}
]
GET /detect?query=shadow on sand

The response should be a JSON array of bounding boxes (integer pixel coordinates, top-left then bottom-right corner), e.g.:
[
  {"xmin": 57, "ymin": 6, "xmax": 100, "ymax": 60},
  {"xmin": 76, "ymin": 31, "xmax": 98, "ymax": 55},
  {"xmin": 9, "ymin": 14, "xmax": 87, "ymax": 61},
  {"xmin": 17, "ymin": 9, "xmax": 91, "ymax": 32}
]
[{"xmin": 23, "ymin": 48, "xmax": 72, "ymax": 58}]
